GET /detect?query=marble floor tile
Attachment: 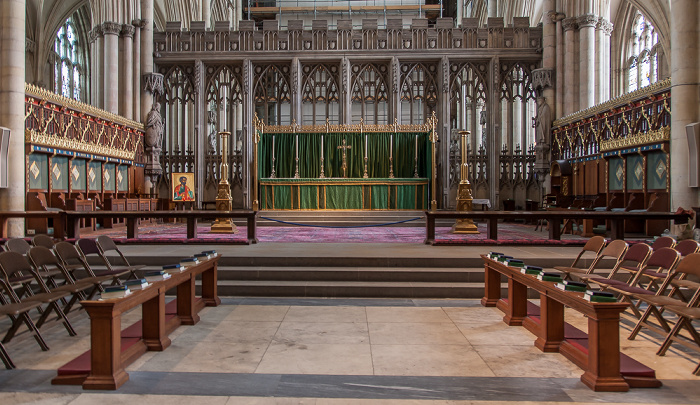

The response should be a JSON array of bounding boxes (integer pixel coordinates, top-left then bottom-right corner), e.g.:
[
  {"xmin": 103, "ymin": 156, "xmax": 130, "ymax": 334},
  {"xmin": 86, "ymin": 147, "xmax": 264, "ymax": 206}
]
[
  {"xmin": 274, "ymin": 322, "xmax": 369, "ymax": 345},
  {"xmin": 442, "ymin": 307, "xmax": 503, "ymax": 324},
  {"xmin": 366, "ymin": 307, "xmax": 452, "ymax": 323},
  {"xmin": 472, "ymin": 344, "xmax": 581, "ymax": 378},
  {"xmin": 371, "ymin": 344, "xmax": 495, "ymax": 377},
  {"xmin": 455, "ymin": 321, "xmax": 536, "ymax": 346},
  {"xmin": 0, "ymin": 392, "xmax": 78, "ymax": 405},
  {"xmin": 283, "ymin": 306, "xmax": 368, "ymax": 323},
  {"xmin": 172, "ymin": 341, "xmax": 271, "ymax": 373},
  {"xmin": 369, "ymin": 322, "xmax": 469, "ymax": 345},
  {"xmin": 68, "ymin": 394, "xmax": 230, "ymax": 405},
  {"xmin": 255, "ymin": 342, "xmax": 373, "ymax": 375},
  {"xmin": 225, "ymin": 305, "xmax": 290, "ymax": 322},
  {"xmin": 176, "ymin": 320, "xmax": 281, "ymax": 344}
]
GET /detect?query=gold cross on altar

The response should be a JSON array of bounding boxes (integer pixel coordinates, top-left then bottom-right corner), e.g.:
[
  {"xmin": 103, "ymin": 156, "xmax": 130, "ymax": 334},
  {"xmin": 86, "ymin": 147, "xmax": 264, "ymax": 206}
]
[{"xmin": 337, "ymin": 139, "xmax": 352, "ymax": 178}]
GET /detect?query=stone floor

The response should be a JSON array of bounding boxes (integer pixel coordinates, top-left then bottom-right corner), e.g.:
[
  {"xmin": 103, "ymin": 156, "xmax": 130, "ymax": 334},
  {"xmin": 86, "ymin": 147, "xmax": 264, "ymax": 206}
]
[{"xmin": 1, "ymin": 295, "xmax": 699, "ymax": 405}]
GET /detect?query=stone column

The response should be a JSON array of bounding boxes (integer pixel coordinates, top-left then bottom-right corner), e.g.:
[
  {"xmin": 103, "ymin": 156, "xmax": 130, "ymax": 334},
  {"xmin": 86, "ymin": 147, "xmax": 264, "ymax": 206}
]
[
  {"xmin": 554, "ymin": 13, "xmax": 564, "ymax": 118},
  {"xmin": 102, "ymin": 22, "xmax": 121, "ymax": 114},
  {"xmin": 121, "ymin": 24, "xmax": 135, "ymax": 120},
  {"xmin": 202, "ymin": 0, "xmax": 211, "ymax": 29},
  {"xmin": 577, "ymin": 14, "xmax": 597, "ymax": 110},
  {"xmin": 0, "ymin": 0, "xmax": 26, "ymax": 236},
  {"xmin": 670, "ymin": 0, "xmax": 700, "ymax": 209},
  {"xmin": 92, "ymin": 26, "xmax": 104, "ymax": 109},
  {"xmin": 541, "ymin": 0, "xmax": 556, "ymax": 118},
  {"xmin": 595, "ymin": 18, "xmax": 605, "ymax": 104},
  {"xmin": 602, "ymin": 19, "xmax": 613, "ymax": 102},
  {"xmin": 562, "ymin": 18, "xmax": 577, "ymax": 116},
  {"xmin": 88, "ymin": 29, "xmax": 98, "ymax": 105},
  {"xmin": 132, "ymin": 20, "xmax": 142, "ymax": 121},
  {"xmin": 141, "ymin": 0, "xmax": 155, "ymax": 121}
]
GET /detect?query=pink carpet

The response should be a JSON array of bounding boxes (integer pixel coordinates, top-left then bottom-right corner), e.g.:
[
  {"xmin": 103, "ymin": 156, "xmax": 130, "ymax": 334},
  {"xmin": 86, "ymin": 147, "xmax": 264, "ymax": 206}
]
[{"xmin": 76, "ymin": 222, "xmax": 586, "ymax": 245}]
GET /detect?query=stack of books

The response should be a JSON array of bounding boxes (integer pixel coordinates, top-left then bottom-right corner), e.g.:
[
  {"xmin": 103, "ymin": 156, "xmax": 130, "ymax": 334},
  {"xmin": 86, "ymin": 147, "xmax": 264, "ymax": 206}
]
[
  {"xmin": 144, "ymin": 270, "xmax": 172, "ymax": 282},
  {"xmin": 555, "ymin": 280, "xmax": 587, "ymax": 292},
  {"xmin": 507, "ymin": 259, "xmax": 525, "ymax": 268},
  {"xmin": 124, "ymin": 278, "xmax": 149, "ymax": 291},
  {"xmin": 488, "ymin": 252, "xmax": 504, "ymax": 260},
  {"xmin": 520, "ymin": 265, "xmax": 543, "ymax": 275},
  {"xmin": 202, "ymin": 250, "xmax": 218, "ymax": 258},
  {"xmin": 497, "ymin": 255, "xmax": 514, "ymax": 263},
  {"xmin": 162, "ymin": 263, "xmax": 184, "ymax": 274},
  {"xmin": 180, "ymin": 257, "xmax": 200, "ymax": 268},
  {"xmin": 584, "ymin": 290, "xmax": 617, "ymax": 302},
  {"xmin": 536, "ymin": 272, "xmax": 563, "ymax": 282},
  {"xmin": 101, "ymin": 285, "xmax": 131, "ymax": 300}
]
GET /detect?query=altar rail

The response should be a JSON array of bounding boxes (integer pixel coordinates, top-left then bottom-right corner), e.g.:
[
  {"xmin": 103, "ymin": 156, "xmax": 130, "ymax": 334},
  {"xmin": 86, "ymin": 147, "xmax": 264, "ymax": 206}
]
[{"xmin": 423, "ymin": 210, "xmax": 690, "ymax": 244}]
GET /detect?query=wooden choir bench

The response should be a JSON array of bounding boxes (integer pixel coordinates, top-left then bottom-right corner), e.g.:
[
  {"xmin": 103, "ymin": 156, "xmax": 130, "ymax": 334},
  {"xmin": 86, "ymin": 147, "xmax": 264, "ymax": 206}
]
[{"xmin": 481, "ymin": 255, "xmax": 662, "ymax": 391}]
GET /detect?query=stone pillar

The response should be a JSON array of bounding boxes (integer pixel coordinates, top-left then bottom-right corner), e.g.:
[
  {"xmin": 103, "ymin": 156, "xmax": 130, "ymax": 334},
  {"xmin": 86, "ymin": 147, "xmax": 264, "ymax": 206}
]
[
  {"xmin": 92, "ymin": 26, "xmax": 104, "ymax": 109},
  {"xmin": 202, "ymin": 0, "xmax": 211, "ymax": 29},
  {"xmin": 595, "ymin": 18, "xmax": 605, "ymax": 104},
  {"xmin": 121, "ymin": 24, "xmax": 135, "ymax": 120},
  {"xmin": 562, "ymin": 18, "xmax": 577, "ymax": 116},
  {"xmin": 141, "ymin": 0, "xmax": 155, "ymax": 121},
  {"xmin": 577, "ymin": 14, "xmax": 597, "ymax": 110},
  {"xmin": 554, "ymin": 13, "xmax": 564, "ymax": 118},
  {"xmin": 602, "ymin": 19, "xmax": 613, "ymax": 102},
  {"xmin": 103, "ymin": 22, "xmax": 121, "ymax": 114},
  {"xmin": 541, "ymin": 0, "xmax": 556, "ymax": 118},
  {"xmin": 670, "ymin": 0, "xmax": 700, "ymax": 209},
  {"xmin": 0, "ymin": 0, "xmax": 26, "ymax": 236},
  {"xmin": 88, "ymin": 29, "xmax": 98, "ymax": 105},
  {"xmin": 132, "ymin": 20, "xmax": 142, "ymax": 121}
]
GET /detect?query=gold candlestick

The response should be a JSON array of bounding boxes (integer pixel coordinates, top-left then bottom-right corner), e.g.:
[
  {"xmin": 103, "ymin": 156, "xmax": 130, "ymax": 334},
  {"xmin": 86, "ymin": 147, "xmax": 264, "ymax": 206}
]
[
  {"xmin": 211, "ymin": 131, "xmax": 238, "ymax": 233},
  {"xmin": 452, "ymin": 130, "xmax": 479, "ymax": 234}
]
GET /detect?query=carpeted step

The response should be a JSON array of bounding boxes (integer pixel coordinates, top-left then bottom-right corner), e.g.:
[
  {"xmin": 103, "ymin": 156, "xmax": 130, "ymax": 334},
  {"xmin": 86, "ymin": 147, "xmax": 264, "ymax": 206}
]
[
  {"xmin": 208, "ymin": 280, "xmax": 508, "ymax": 299},
  {"xmin": 213, "ymin": 267, "xmax": 488, "ymax": 283}
]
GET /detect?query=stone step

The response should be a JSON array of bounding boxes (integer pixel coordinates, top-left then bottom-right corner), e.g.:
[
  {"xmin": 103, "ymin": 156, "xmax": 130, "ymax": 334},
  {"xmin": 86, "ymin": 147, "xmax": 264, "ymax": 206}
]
[
  {"xmin": 214, "ymin": 266, "xmax": 487, "ymax": 282},
  {"xmin": 207, "ymin": 280, "xmax": 509, "ymax": 299}
]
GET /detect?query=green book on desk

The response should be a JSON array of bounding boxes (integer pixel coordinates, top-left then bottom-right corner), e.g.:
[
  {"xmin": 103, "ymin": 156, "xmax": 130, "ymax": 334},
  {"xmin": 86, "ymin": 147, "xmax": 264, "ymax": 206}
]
[
  {"xmin": 584, "ymin": 290, "xmax": 617, "ymax": 302},
  {"xmin": 555, "ymin": 281, "xmax": 587, "ymax": 292},
  {"xmin": 537, "ymin": 272, "xmax": 563, "ymax": 282}
]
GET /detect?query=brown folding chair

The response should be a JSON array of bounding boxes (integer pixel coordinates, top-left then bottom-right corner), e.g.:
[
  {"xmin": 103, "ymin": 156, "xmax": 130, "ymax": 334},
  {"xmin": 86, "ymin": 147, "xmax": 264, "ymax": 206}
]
[
  {"xmin": 0, "ymin": 280, "xmax": 49, "ymax": 369},
  {"xmin": 657, "ymin": 304, "xmax": 700, "ymax": 375},
  {"xmin": 606, "ymin": 242, "xmax": 652, "ymax": 283},
  {"xmin": 558, "ymin": 239, "xmax": 628, "ymax": 281},
  {"xmin": 651, "ymin": 236, "xmax": 676, "ymax": 251},
  {"xmin": 588, "ymin": 247, "xmax": 681, "ymax": 318},
  {"xmin": 666, "ymin": 240, "xmax": 700, "ymax": 301},
  {"xmin": 4, "ymin": 238, "xmax": 31, "ymax": 255},
  {"xmin": 553, "ymin": 236, "xmax": 606, "ymax": 277},
  {"xmin": 628, "ymin": 253, "xmax": 700, "ymax": 341},
  {"xmin": 54, "ymin": 242, "xmax": 122, "ymax": 290},
  {"xmin": 95, "ymin": 236, "xmax": 144, "ymax": 279},
  {"xmin": 27, "ymin": 246, "xmax": 100, "ymax": 312},
  {"xmin": 31, "ymin": 234, "xmax": 55, "ymax": 249},
  {"xmin": 0, "ymin": 251, "xmax": 76, "ymax": 337}
]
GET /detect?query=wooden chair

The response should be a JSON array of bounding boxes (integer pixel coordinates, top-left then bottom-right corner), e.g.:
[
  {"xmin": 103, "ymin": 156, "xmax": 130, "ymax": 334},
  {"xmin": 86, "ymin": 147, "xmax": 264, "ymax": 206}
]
[
  {"xmin": 628, "ymin": 253, "xmax": 700, "ymax": 341},
  {"xmin": 0, "ymin": 287, "xmax": 48, "ymax": 369},
  {"xmin": 553, "ymin": 236, "xmax": 606, "ymax": 275},
  {"xmin": 556, "ymin": 239, "xmax": 628, "ymax": 281},
  {"xmin": 27, "ymin": 246, "xmax": 100, "ymax": 312},
  {"xmin": 2, "ymin": 238, "xmax": 53, "ymax": 300},
  {"xmin": 5, "ymin": 238, "xmax": 31, "ymax": 255},
  {"xmin": 31, "ymin": 234, "xmax": 55, "ymax": 249},
  {"xmin": 602, "ymin": 242, "xmax": 652, "ymax": 284},
  {"xmin": 54, "ymin": 242, "xmax": 122, "ymax": 290},
  {"xmin": 95, "ymin": 236, "xmax": 144, "ymax": 279},
  {"xmin": 0, "ymin": 251, "xmax": 76, "ymax": 337},
  {"xmin": 656, "ymin": 304, "xmax": 700, "ymax": 375},
  {"xmin": 666, "ymin": 240, "xmax": 700, "ymax": 302}
]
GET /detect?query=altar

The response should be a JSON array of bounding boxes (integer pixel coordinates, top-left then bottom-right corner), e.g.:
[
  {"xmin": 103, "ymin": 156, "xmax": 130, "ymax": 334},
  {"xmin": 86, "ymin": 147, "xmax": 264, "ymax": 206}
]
[{"xmin": 253, "ymin": 115, "xmax": 437, "ymax": 211}]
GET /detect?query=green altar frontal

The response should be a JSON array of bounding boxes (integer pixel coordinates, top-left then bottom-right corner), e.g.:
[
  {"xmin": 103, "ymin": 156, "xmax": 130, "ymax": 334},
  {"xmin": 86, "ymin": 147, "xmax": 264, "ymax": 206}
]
[{"xmin": 260, "ymin": 178, "xmax": 429, "ymax": 210}]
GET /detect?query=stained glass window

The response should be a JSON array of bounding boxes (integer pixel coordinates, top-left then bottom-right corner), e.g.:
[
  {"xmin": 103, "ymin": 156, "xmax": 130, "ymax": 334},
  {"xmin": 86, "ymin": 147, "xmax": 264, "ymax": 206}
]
[
  {"xmin": 52, "ymin": 16, "xmax": 87, "ymax": 101},
  {"xmin": 627, "ymin": 12, "xmax": 659, "ymax": 93}
]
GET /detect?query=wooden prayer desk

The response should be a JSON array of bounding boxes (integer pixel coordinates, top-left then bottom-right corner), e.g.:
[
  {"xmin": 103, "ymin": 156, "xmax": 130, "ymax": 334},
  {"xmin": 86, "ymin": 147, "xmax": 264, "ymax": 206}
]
[
  {"xmin": 0, "ymin": 211, "xmax": 65, "ymax": 239},
  {"xmin": 481, "ymin": 255, "xmax": 633, "ymax": 392},
  {"xmin": 75, "ymin": 256, "xmax": 220, "ymax": 390}
]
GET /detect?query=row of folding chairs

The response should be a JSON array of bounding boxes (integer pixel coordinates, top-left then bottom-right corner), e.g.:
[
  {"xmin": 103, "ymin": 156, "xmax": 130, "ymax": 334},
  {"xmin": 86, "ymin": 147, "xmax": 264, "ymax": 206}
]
[
  {"xmin": 0, "ymin": 235, "xmax": 143, "ymax": 369},
  {"xmin": 552, "ymin": 235, "xmax": 700, "ymax": 375}
]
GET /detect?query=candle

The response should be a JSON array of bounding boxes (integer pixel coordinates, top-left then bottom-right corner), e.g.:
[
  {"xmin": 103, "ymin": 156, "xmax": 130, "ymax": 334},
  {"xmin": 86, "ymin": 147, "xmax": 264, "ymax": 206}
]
[
  {"xmin": 365, "ymin": 135, "xmax": 368, "ymax": 158},
  {"xmin": 415, "ymin": 135, "xmax": 418, "ymax": 160},
  {"xmin": 321, "ymin": 135, "xmax": 324, "ymax": 159},
  {"xmin": 296, "ymin": 134, "xmax": 299, "ymax": 157},
  {"xmin": 390, "ymin": 135, "xmax": 393, "ymax": 159},
  {"xmin": 272, "ymin": 135, "xmax": 275, "ymax": 160}
]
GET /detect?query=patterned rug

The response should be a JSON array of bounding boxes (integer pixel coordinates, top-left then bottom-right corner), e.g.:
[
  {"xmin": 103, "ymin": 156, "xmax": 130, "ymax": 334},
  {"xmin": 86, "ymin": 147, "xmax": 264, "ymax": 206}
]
[{"xmin": 77, "ymin": 221, "xmax": 587, "ymax": 245}]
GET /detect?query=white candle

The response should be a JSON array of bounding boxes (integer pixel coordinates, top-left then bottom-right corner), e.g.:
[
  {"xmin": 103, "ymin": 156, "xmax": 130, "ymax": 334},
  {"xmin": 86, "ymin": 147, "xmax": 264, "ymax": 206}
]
[
  {"xmin": 415, "ymin": 135, "xmax": 418, "ymax": 160},
  {"xmin": 321, "ymin": 135, "xmax": 324, "ymax": 159},
  {"xmin": 296, "ymin": 135, "xmax": 299, "ymax": 157},
  {"xmin": 272, "ymin": 135, "xmax": 275, "ymax": 160},
  {"xmin": 390, "ymin": 135, "xmax": 393, "ymax": 159},
  {"xmin": 365, "ymin": 135, "xmax": 368, "ymax": 158}
]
